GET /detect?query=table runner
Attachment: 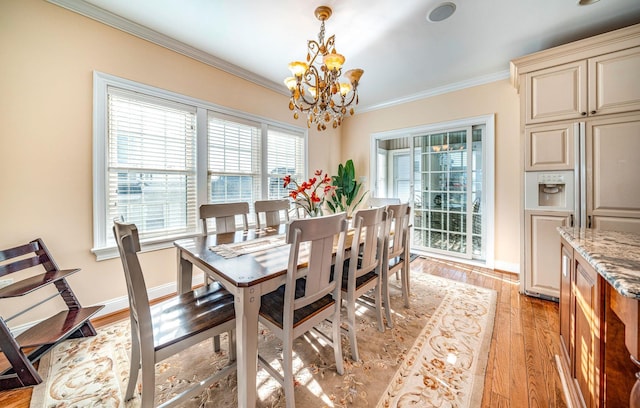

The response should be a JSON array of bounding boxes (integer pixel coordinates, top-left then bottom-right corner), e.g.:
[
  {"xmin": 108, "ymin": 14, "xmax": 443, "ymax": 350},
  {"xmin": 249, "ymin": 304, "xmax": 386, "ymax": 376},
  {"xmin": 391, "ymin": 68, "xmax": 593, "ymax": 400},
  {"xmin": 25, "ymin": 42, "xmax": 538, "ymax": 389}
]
[{"xmin": 210, "ymin": 234, "xmax": 287, "ymax": 258}]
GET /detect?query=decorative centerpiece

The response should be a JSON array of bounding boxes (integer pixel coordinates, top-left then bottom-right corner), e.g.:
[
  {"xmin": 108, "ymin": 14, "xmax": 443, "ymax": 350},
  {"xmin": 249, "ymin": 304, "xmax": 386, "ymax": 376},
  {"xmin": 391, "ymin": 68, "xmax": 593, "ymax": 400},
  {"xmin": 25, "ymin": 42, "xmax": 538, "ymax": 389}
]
[{"xmin": 283, "ymin": 170, "xmax": 335, "ymax": 217}]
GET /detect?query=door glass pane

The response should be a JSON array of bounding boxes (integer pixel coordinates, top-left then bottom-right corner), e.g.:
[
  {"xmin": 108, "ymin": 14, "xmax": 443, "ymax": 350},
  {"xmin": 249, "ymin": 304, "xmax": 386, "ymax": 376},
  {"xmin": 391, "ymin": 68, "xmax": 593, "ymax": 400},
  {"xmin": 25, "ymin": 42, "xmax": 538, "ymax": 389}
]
[{"xmin": 413, "ymin": 126, "xmax": 483, "ymax": 259}]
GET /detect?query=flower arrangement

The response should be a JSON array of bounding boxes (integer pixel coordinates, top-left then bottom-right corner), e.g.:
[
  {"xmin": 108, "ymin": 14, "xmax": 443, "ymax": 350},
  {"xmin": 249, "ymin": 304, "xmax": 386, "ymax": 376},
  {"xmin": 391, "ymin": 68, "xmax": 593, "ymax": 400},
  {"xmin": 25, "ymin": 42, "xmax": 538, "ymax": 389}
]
[{"xmin": 283, "ymin": 170, "xmax": 335, "ymax": 217}]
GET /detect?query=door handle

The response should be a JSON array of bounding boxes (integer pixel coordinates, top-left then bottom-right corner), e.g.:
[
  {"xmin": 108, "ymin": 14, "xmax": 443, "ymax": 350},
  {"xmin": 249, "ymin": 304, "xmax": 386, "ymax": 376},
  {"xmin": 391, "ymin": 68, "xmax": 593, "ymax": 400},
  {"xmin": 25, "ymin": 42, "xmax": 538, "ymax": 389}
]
[
  {"xmin": 587, "ymin": 215, "xmax": 592, "ymax": 229},
  {"xmin": 569, "ymin": 214, "xmax": 574, "ymax": 227}
]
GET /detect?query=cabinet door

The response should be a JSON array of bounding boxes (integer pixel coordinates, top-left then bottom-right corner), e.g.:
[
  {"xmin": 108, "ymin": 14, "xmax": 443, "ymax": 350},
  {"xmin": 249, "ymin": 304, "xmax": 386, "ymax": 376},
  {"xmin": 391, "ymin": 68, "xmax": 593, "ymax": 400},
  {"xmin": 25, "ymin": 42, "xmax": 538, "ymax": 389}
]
[
  {"xmin": 588, "ymin": 47, "xmax": 640, "ymax": 117},
  {"xmin": 586, "ymin": 113, "xmax": 640, "ymax": 228},
  {"xmin": 559, "ymin": 240, "xmax": 574, "ymax": 369},
  {"xmin": 573, "ymin": 258, "xmax": 601, "ymax": 408},
  {"xmin": 525, "ymin": 121, "xmax": 576, "ymax": 171},
  {"xmin": 525, "ymin": 60, "xmax": 588, "ymax": 124},
  {"xmin": 524, "ymin": 210, "xmax": 571, "ymax": 299}
]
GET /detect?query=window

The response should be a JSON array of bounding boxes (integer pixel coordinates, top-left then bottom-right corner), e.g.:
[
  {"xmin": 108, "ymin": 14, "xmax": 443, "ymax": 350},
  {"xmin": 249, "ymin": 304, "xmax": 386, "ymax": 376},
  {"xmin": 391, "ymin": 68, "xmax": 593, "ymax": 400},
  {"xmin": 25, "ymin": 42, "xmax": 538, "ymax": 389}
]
[{"xmin": 93, "ymin": 72, "xmax": 306, "ymax": 260}]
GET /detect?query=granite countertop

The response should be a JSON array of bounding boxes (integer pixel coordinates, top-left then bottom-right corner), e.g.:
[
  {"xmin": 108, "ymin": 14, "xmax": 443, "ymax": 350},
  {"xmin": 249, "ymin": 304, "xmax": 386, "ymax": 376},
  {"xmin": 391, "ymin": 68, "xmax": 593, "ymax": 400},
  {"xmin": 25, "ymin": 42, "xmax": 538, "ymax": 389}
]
[{"xmin": 558, "ymin": 227, "xmax": 640, "ymax": 299}]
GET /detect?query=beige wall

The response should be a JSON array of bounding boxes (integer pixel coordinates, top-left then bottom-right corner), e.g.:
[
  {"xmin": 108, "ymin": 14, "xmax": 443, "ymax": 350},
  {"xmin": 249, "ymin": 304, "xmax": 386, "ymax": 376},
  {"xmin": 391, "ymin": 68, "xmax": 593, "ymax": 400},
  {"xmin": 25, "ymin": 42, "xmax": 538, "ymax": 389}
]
[
  {"xmin": 341, "ymin": 80, "xmax": 521, "ymax": 271},
  {"xmin": 0, "ymin": 0, "xmax": 341, "ymax": 322}
]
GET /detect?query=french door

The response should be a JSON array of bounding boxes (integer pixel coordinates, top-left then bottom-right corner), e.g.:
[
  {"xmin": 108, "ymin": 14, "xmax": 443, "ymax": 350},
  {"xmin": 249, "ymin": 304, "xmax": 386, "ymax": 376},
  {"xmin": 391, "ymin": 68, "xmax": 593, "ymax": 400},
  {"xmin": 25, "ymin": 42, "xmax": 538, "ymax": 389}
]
[
  {"xmin": 413, "ymin": 126, "xmax": 483, "ymax": 259},
  {"xmin": 371, "ymin": 115, "xmax": 494, "ymax": 264}
]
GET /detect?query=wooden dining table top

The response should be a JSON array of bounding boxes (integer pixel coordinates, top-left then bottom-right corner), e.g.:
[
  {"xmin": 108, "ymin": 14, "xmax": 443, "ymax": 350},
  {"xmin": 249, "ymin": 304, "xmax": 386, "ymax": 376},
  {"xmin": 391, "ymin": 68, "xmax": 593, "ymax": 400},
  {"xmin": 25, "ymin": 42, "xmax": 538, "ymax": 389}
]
[
  {"xmin": 174, "ymin": 224, "xmax": 292, "ymax": 288},
  {"xmin": 174, "ymin": 222, "xmax": 361, "ymax": 289}
]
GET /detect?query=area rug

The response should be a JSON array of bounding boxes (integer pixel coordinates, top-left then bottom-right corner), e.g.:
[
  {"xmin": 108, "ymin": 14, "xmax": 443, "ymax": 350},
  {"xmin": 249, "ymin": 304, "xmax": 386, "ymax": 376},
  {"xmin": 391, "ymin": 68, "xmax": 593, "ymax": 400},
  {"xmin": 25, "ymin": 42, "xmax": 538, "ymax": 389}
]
[{"xmin": 30, "ymin": 269, "xmax": 496, "ymax": 408}]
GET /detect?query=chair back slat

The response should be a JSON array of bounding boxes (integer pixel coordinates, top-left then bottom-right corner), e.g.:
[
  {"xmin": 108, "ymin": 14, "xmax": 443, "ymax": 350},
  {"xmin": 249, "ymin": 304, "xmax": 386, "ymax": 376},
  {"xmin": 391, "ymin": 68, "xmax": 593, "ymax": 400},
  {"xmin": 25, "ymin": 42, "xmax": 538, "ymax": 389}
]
[
  {"xmin": 285, "ymin": 214, "xmax": 347, "ymax": 313},
  {"xmin": 350, "ymin": 207, "xmax": 386, "ymax": 279},
  {"xmin": 0, "ymin": 239, "xmax": 57, "ymax": 277},
  {"xmin": 386, "ymin": 203, "xmax": 410, "ymax": 258},
  {"xmin": 255, "ymin": 199, "xmax": 290, "ymax": 229},
  {"xmin": 200, "ymin": 202, "xmax": 250, "ymax": 234}
]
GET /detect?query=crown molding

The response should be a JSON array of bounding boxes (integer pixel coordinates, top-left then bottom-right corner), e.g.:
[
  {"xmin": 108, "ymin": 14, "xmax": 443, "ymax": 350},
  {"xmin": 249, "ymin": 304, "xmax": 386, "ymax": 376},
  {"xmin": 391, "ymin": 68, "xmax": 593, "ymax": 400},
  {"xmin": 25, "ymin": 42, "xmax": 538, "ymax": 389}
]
[
  {"xmin": 357, "ymin": 70, "xmax": 510, "ymax": 113},
  {"xmin": 47, "ymin": 0, "xmax": 288, "ymax": 96}
]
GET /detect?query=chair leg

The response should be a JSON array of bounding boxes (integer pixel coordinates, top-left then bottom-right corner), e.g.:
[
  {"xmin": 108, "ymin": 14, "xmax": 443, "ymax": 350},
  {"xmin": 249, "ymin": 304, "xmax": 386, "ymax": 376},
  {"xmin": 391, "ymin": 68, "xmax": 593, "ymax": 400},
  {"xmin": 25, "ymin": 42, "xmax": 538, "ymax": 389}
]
[
  {"xmin": 401, "ymin": 262, "xmax": 410, "ymax": 308},
  {"xmin": 125, "ymin": 329, "xmax": 141, "ymax": 401},
  {"xmin": 382, "ymin": 277, "xmax": 394, "ymax": 329},
  {"xmin": 332, "ymin": 308, "xmax": 344, "ymax": 375},
  {"xmin": 282, "ymin": 336, "xmax": 296, "ymax": 408},
  {"xmin": 227, "ymin": 330, "xmax": 236, "ymax": 362},
  {"xmin": 346, "ymin": 293, "xmax": 359, "ymax": 361},
  {"xmin": 213, "ymin": 334, "xmax": 221, "ymax": 352},
  {"xmin": 374, "ymin": 282, "xmax": 385, "ymax": 332},
  {"xmin": 140, "ymin": 348, "xmax": 156, "ymax": 408}
]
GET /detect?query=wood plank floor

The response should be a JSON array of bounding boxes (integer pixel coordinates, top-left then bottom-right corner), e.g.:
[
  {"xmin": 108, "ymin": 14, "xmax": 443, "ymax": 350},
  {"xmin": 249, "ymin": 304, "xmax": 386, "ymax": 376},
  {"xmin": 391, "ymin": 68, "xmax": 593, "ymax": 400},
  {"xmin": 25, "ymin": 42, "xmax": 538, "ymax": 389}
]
[{"xmin": 0, "ymin": 256, "xmax": 567, "ymax": 407}]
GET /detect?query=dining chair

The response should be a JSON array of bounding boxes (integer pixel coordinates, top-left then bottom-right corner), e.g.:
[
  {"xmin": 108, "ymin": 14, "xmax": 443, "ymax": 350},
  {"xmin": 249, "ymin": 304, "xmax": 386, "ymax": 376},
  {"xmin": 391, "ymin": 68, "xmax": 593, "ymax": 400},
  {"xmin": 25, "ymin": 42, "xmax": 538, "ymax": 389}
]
[
  {"xmin": 258, "ymin": 213, "xmax": 348, "ymax": 408},
  {"xmin": 199, "ymin": 202, "xmax": 249, "ymax": 235},
  {"xmin": 198, "ymin": 202, "xmax": 249, "ymax": 350},
  {"xmin": 368, "ymin": 197, "xmax": 401, "ymax": 207},
  {"xmin": 254, "ymin": 198, "xmax": 290, "ymax": 229},
  {"xmin": 113, "ymin": 221, "xmax": 237, "ymax": 408},
  {"xmin": 382, "ymin": 203, "xmax": 411, "ymax": 327},
  {"xmin": 340, "ymin": 206, "xmax": 387, "ymax": 361}
]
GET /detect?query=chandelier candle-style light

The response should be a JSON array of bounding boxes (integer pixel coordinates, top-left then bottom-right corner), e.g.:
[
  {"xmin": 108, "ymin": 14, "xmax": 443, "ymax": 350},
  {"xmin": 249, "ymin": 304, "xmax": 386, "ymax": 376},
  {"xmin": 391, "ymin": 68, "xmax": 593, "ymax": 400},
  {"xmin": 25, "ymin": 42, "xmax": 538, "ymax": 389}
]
[{"xmin": 284, "ymin": 6, "xmax": 364, "ymax": 131}]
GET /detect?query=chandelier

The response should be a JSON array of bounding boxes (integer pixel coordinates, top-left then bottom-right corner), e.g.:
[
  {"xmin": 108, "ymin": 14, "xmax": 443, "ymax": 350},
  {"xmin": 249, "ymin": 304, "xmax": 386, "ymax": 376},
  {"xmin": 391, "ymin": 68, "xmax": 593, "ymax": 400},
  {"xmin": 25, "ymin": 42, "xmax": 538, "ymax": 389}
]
[{"xmin": 284, "ymin": 6, "xmax": 364, "ymax": 131}]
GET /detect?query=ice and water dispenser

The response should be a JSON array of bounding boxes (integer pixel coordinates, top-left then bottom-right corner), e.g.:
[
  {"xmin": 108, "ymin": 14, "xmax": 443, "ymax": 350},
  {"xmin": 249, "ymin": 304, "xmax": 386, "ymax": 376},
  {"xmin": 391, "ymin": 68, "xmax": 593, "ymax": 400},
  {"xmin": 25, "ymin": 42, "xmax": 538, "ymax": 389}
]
[{"xmin": 524, "ymin": 170, "xmax": 575, "ymax": 212}]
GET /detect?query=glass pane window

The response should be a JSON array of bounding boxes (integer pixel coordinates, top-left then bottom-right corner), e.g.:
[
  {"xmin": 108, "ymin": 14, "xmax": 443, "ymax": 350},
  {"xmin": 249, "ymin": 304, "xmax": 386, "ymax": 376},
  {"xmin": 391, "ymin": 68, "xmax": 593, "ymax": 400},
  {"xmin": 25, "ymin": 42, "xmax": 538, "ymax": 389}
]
[
  {"xmin": 106, "ymin": 88, "xmax": 197, "ymax": 243},
  {"xmin": 207, "ymin": 114, "xmax": 261, "ymax": 207},
  {"xmin": 267, "ymin": 127, "xmax": 305, "ymax": 200},
  {"xmin": 93, "ymin": 72, "xmax": 307, "ymax": 260}
]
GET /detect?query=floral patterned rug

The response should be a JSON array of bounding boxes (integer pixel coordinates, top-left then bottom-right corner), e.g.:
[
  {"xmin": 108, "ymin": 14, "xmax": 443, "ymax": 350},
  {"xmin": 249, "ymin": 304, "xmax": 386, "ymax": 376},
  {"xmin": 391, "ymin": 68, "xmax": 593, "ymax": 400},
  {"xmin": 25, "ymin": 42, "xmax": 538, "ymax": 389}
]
[{"xmin": 30, "ymin": 267, "xmax": 496, "ymax": 408}]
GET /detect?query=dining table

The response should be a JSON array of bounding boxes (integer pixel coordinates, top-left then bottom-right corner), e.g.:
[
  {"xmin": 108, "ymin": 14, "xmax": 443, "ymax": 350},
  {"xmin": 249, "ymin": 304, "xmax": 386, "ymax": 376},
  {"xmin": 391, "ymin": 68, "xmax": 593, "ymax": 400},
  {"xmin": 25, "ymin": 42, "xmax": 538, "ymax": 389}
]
[
  {"xmin": 174, "ymin": 219, "xmax": 405, "ymax": 407},
  {"xmin": 174, "ymin": 224, "xmax": 297, "ymax": 408}
]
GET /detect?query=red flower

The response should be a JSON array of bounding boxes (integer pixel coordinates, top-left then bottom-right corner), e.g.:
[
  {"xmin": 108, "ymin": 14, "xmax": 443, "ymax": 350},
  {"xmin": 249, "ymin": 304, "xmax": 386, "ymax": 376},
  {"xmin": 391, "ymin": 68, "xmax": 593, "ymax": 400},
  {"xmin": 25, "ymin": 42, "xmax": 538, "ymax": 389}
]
[{"xmin": 283, "ymin": 169, "xmax": 332, "ymax": 217}]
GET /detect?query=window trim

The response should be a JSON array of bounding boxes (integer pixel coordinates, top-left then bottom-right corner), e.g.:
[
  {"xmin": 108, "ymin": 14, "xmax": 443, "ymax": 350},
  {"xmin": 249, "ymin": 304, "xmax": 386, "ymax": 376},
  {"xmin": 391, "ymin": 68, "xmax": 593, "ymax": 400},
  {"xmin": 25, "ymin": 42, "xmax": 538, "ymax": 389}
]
[{"xmin": 92, "ymin": 71, "xmax": 307, "ymax": 260}]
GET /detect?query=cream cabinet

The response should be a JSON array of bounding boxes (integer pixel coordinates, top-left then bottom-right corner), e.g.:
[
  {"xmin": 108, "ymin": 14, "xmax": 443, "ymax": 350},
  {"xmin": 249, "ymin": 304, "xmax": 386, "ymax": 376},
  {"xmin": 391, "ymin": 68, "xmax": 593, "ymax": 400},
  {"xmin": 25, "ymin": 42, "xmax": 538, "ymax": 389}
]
[
  {"xmin": 523, "ymin": 47, "xmax": 640, "ymax": 125},
  {"xmin": 525, "ymin": 60, "xmax": 587, "ymax": 124},
  {"xmin": 524, "ymin": 121, "xmax": 576, "ymax": 171},
  {"xmin": 585, "ymin": 113, "xmax": 640, "ymax": 232},
  {"xmin": 524, "ymin": 210, "xmax": 571, "ymax": 300}
]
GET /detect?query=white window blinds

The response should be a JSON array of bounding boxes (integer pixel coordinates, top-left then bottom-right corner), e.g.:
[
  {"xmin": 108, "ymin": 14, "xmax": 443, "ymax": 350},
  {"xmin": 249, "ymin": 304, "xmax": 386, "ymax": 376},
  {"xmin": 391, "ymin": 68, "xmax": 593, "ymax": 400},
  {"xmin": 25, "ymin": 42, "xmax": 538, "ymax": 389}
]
[
  {"xmin": 207, "ymin": 113, "xmax": 262, "ymax": 205},
  {"xmin": 266, "ymin": 126, "xmax": 305, "ymax": 199},
  {"xmin": 106, "ymin": 87, "xmax": 198, "ymax": 242}
]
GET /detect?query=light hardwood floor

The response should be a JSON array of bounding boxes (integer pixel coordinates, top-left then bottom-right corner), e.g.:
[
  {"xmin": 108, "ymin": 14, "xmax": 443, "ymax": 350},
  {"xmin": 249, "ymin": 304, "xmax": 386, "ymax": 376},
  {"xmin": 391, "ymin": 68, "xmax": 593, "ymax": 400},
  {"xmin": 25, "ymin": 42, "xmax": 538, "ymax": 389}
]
[{"xmin": 0, "ymin": 256, "xmax": 567, "ymax": 407}]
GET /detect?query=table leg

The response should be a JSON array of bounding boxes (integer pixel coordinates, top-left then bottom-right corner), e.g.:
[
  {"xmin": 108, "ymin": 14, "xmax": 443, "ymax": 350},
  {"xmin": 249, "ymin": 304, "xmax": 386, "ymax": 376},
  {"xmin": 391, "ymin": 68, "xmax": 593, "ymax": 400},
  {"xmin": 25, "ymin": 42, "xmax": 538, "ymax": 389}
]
[
  {"xmin": 235, "ymin": 286, "xmax": 259, "ymax": 408},
  {"xmin": 177, "ymin": 251, "xmax": 193, "ymax": 295}
]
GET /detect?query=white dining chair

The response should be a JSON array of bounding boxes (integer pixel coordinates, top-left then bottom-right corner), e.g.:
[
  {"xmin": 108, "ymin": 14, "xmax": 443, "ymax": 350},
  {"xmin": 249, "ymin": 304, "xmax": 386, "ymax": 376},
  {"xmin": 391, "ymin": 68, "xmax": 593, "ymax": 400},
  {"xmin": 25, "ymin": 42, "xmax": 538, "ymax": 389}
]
[
  {"xmin": 200, "ymin": 202, "xmax": 249, "ymax": 234},
  {"xmin": 340, "ymin": 206, "xmax": 388, "ymax": 361},
  {"xmin": 382, "ymin": 203, "xmax": 411, "ymax": 327},
  {"xmin": 258, "ymin": 213, "xmax": 348, "ymax": 408},
  {"xmin": 113, "ymin": 221, "xmax": 236, "ymax": 408},
  {"xmin": 254, "ymin": 199, "xmax": 290, "ymax": 229}
]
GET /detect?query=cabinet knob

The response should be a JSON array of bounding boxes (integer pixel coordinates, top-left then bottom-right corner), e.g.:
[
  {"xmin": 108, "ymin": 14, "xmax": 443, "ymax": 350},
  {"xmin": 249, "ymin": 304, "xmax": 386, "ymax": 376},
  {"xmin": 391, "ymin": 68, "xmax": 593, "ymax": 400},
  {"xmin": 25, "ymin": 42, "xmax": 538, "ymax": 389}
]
[
  {"xmin": 581, "ymin": 112, "xmax": 587, "ymax": 116},
  {"xmin": 590, "ymin": 110, "xmax": 596, "ymax": 115}
]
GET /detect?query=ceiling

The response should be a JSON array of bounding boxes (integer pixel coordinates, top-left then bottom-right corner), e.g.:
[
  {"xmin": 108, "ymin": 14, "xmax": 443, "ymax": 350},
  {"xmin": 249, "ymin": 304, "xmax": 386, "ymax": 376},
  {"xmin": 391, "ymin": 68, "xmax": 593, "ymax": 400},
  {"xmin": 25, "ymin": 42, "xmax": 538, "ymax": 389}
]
[{"xmin": 54, "ymin": 0, "xmax": 640, "ymax": 111}]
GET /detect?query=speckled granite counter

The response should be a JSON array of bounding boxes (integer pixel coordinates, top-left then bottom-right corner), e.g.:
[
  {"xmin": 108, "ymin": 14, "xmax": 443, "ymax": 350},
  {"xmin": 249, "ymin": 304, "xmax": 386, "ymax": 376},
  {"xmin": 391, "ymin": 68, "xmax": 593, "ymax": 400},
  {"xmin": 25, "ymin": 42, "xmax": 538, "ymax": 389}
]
[{"xmin": 558, "ymin": 227, "xmax": 640, "ymax": 299}]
